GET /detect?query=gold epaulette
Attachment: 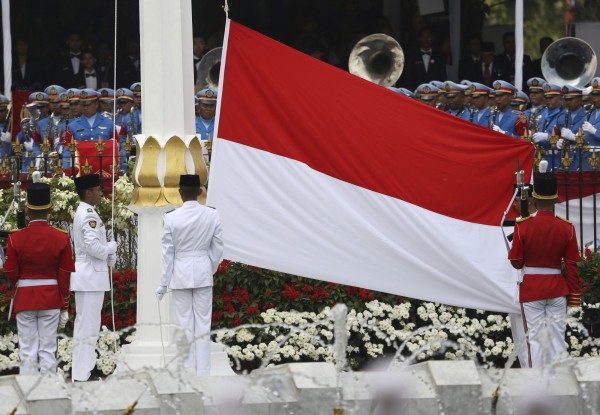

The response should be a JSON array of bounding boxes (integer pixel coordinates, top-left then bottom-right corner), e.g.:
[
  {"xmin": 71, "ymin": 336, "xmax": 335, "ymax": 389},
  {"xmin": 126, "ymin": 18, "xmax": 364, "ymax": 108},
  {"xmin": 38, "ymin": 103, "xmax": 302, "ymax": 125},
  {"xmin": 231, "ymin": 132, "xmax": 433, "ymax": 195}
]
[
  {"xmin": 52, "ymin": 226, "xmax": 69, "ymax": 233},
  {"xmin": 557, "ymin": 216, "xmax": 572, "ymax": 224},
  {"xmin": 516, "ymin": 216, "xmax": 531, "ymax": 223}
]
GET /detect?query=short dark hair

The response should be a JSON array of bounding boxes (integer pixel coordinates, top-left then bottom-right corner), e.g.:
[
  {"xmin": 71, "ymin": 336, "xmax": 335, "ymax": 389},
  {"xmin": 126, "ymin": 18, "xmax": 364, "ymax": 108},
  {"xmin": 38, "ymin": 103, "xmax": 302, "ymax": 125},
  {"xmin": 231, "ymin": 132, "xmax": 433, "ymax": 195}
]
[
  {"xmin": 180, "ymin": 186, "xmax": 201, "ymax": 199},
  {"xmin": 481, "ymin": 41, "xmax": 495, "ymax": 53},
  {"xmin": 502, "ymin": 31, "xmax": 515, "ymax": 42},
  {"xmin": 27, "ymin": 208, "xmax": 50, "ymax": 220}
]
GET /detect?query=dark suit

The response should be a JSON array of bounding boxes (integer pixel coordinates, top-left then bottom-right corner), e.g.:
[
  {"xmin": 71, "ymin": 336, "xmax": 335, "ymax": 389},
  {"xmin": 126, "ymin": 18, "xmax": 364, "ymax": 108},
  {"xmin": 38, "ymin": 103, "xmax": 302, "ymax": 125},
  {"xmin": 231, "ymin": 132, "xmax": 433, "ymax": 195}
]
[
  {"xmin": 494, "ymin": 52, "xmax": 532, "ymax": 84},
  {"xmin": 55, "ymin": 54, "xmax": 85, "ymax": 88},
  {"xmin": 116, "ymin": 55, "xmax": 141, "ymax": 89},
  {"xmin": 471, "ymin": 62, "xmax": 504, "ymax": 87},
  {"xmin": 399, "ymin": 49, "xmax": 447, "ymax": 91},
  {"xmin": 73, "ymin": 66, "xmax": 108, "ymax": 90},
  {"xmin": 11, "ymin": 56, "xmax": 45, "ymax": 90},
  {"xmin": 458, "ymin": 55, "xmax": 481, "ymax": 81}
]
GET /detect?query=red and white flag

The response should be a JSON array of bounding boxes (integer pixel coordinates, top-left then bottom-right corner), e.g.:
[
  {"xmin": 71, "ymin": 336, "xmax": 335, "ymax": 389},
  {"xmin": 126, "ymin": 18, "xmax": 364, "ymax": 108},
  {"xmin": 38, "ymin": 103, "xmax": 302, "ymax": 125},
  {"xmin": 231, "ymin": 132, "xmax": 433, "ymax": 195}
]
[{"xmin": 207, "ymin": 20, "xmax": 534, "ymax": 313}]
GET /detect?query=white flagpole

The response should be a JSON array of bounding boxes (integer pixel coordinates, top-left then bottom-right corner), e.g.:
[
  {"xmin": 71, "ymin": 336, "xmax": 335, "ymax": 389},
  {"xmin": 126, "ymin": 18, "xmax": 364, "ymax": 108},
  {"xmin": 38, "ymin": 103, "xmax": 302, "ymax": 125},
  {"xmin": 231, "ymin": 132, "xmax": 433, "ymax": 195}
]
[
  {"xmin": 514, "ymin": 0, "xmax": 524, "ymax": 90},
  {"xmin": 1, "ymin": 0, "xmax": 12, "ymax": 98}
]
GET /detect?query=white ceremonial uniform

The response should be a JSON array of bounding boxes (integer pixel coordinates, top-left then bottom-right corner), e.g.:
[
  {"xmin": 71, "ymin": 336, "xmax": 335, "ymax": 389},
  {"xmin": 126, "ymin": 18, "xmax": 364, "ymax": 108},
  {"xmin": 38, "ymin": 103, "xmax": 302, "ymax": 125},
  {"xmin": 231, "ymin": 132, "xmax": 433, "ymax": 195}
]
[
  {"xmin": 71, "ymin": 201, "xmax": 115, "ymax": 381},
  {"xmin": 161, "ymin": 200, "xmax": 224, "ymax": 376}
]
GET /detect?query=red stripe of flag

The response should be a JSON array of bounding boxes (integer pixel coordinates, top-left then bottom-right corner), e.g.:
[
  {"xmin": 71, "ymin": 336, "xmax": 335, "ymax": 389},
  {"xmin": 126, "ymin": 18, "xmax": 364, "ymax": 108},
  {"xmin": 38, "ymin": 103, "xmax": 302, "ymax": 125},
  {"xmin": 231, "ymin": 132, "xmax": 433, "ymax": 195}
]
[{"xmin": 218, "ymin": 21, "xmax": 534, "ymax": 226}]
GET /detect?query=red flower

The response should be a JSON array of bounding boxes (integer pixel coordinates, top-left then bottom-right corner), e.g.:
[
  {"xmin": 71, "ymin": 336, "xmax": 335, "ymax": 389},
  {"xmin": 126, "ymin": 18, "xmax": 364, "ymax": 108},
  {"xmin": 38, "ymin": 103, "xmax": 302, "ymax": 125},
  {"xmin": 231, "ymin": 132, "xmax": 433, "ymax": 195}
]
[
  {"xmin": 283, "ymin": 284, "xmax": 300, "ymax": 300},
  {"xmin": 359, "ymin": 289, "xmax": 374, "ymax": 300},
  {"xmin": 311, "ymin": 286, "xmax": 329, "ymax": 301},
  {"xmin": 232, "ymin": 286, "xmax": 250, "ymax": 305},
  {"xmin": 213, "ymin": 311, "xmax": 223, "ymax": 321},
  {"xmin": 246, "ymin": 304, "xmax": 259, "ymax": 316},
  {"xmin": 224, "ymin": 302, "xmax": 235, "ymax": 313},
  {"xmin": 232, "ymin": 313, "xmax": 241, "ymax": 327},
  {"xmin": 302, "ymin": 284, "xmax": 312, "ymax": 293},
  {"xmin": 217, "ymin": 259, "xmax": 231, "ymax": 275}
]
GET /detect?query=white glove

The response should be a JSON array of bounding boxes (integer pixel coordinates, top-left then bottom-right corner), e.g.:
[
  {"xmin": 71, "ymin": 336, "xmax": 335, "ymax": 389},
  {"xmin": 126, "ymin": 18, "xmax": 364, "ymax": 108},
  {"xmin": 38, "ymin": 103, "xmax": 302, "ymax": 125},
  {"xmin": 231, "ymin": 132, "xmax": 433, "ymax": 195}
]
[
  {"xmin": 58, "ymin": 310, "xmax": 69, "ymax": 329},
  {"xmin": 107, "ymin": 253, "xmax": 116, "ymax": 268},
  {"xmin": 532, "ymin": 132, "xmax": 549, "ymax": 143},
  {"xmin": 583, "ymin": 121, "xmax": 598, "ymax": 135},
  {"xmin": 492, "ymin": 125, "xmax": 506, "ymax": 134},
  {"xmin": 107, "ymin": 240, "xmax": 118, "ymax": 255},
  {"xmin": 561, "ymin": 128, "xmax": 576, "ymax": 141},
  {"xmin": 0, "ymin": 132, "xmax": 10, "ymax": 142},
  {"xmin": 155, "ymin": 285, "xmax": 167, "ymax": 301},
  {"xmin": 23, "ymin": 140, "xmax": 34, "ymax": 152},
  {"xmin": 556, "ymin": 138, "xmax": 565, "ymax": 150}
]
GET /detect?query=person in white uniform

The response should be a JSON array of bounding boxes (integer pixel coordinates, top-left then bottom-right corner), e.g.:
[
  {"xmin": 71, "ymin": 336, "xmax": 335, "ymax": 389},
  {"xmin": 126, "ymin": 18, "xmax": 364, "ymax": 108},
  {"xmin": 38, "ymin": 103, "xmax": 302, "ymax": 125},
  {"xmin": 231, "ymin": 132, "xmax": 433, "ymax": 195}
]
[
  {"xmin": 156, "ymin": 174, "xmax": 224, "ymax": 376},
  {"xmin": 71, "ymin": 174, "xmax": 117, "ymax": 381}
]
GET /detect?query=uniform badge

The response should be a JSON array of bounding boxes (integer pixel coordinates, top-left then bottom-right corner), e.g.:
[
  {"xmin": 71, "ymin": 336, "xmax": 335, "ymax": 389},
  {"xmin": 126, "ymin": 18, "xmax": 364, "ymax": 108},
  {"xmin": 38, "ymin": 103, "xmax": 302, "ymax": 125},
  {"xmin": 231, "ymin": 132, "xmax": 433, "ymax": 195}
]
[
  {"xmin": 423, "ymin": 86, "xmax": 431, "ymax": 94},
  {"xmin": 80, "ymin": 90, "xmax": 88, "ymax": 99},
  {"xmin": 206, "ymin": 89, "xmax": 214, "ymax": 98},
  {"xmin": 36, "ymin": 92, "xmax": 44, "ymax": 101},
  {"xmin": 89, "ymin": 220, "xmax": 97, "ymax": 228},
  {"xmin": 87, "ymin": 208, "xmax": 93, "ymax": 213},
  {"xmin": 594, "ymin": 79, "xmax": 599, "ymax": 88},
  {"xmin": 543, "ymin": 84, "xmax": 551, "ymax": 93},
  {"xmin": 117, "ymin": 89, "xmax": 124, "ymax": 96},
  {"xmin": 532, "ymin": 79, "xmax": 539, "ymax": 86},
  {"xmin": 494, "ymin": 81, "xmax": 501, "ymax": 90}
]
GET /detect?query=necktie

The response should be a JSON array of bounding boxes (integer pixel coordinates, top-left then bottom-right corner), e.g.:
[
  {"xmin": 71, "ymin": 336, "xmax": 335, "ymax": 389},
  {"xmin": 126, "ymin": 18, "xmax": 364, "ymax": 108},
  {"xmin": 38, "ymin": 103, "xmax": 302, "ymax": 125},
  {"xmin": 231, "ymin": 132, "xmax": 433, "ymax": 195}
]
[
  {"xmin": 483, "ymin": 63, "xmax": 491, "ymax": 86},
  {"xmin": 86, "ymin": 73, "xmax": 96, "ymax": 78},
  {"xmin": 70, "ymin": 53, "xmax": 80, "ymax": 59}
]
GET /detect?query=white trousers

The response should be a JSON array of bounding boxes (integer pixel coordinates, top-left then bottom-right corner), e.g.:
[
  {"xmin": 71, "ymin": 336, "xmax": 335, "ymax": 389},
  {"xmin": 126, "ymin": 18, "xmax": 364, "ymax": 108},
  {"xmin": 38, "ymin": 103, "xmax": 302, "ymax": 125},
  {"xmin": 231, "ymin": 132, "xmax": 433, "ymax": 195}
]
[
  {"xmin": 16, "ymin": 309, "xmax": 60, "ymax": 375},
  {"xmin": 509, "ymin": 312, "xmax": 528, "ymax": 368},
  {"xmin": 521, "ymin": 296, "xmax": 567, "ymax": 368},
  {"xmin": 172, "ymin": 287, "xmax": 212, "ymax": 376},
  {"xmin": 72, "ymin": 291, "xmax": 104, "ymax": 381}
]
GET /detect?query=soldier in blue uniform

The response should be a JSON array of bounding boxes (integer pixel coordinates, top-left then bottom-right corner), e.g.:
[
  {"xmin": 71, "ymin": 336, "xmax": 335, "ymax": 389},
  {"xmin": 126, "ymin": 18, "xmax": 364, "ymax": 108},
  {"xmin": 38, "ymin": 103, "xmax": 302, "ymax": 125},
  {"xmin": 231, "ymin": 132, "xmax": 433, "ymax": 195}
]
[
  {"xmin": 579, "ymin": 78, "xmax": 600, "ymax": 170},
  {"xmin": 525, "ymin": 77, "xmax": 546, "ymax": 133},
  {"xmin": 444, "ymin": 81, "xmax": 471, "ymax": 121},
  {"xmin": 532, "ymin": 83, "xmax": 565, "ymax": 170},
  {"xmin": 130, "ymin": 82, "xmax": 143, "ymax": 133},
  {"xmin": 55, "ymin": 93, "xmax": 73, "ymax": 165},
  {"xmin": 0, "ymin": 95, "xmax": 13, "ymax": 157},
  {"xmin": 460, "ymin": 80, "xmax": 474, "ymax": 110},
  {"xmin": 98, "ymin": 88, "xmax": 115, "ymax": 117},
  {"xmin": 469, "ymin": 83, "xmax": 492, "ymax": 127},
  {"xmin": 414, "ymin": 83, "xmax": 439, "ymax": 108},
  {"xmin": 67, "ymin": 88, "xmax": 82, "ymax": 119},
  {"xmin": 430, "ymin": 80, "xmax": 447, "ymax": 110},
  {"xmin": 490, "ymin": 80, "xmax": 528, "ymax": 138},
  {"xmin": 195, "ymin": 88, "xmax": 217, "ymax": 140},
  {"xmin": 17, "ymin": 92, "xmax": 50, "ymax": 171},
  {"xmin": 67, "ymin": 89, "xmax": 114, "ymax": 141},
  {"xmin": 558, "ymin": 85, "xmax": 587, "ymax": 170},
  {"xmin": 44, "ymin": 85, "xmax": 67, "ymax": 117},
  {"xmin": 510, "ymin": 91, "xmax": 529, "ymax": 111}
]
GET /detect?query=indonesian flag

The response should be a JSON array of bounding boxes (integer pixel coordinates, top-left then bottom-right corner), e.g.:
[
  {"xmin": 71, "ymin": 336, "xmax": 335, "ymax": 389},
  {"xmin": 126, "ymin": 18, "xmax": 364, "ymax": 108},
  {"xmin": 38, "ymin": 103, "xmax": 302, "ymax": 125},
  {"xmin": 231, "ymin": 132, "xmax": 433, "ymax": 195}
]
[{"xmin": 207, "ymin": 20, "xmax": 534, "ymax": 313}]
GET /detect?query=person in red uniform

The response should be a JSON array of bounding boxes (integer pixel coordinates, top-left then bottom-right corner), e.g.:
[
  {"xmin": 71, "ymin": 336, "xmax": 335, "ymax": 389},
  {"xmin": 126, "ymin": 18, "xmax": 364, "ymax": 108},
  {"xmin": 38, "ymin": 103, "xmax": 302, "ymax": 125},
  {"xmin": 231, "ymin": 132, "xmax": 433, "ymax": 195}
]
[
  {"xmin": 3, "ymin": 183, "xmax": 75, "ymax": 375},
  {"xmin": 508, "ymin": 161, "xmax": 581, "ymax": 368}
]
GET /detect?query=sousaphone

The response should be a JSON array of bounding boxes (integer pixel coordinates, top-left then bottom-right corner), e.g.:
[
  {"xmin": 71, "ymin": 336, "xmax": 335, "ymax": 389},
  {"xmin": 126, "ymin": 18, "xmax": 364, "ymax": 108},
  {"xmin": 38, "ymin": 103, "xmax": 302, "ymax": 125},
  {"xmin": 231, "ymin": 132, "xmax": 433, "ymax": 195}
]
[
  {"xmin": 348, "ymin": 34, "xmax": 404, "ymax": 87},
  {"xmin": 196, "ymin": 47, "xmax": 222, "ymax": 89},
  {"xmin": 541, "ymin": 37, "xmax": 597, "ymax": 87}
]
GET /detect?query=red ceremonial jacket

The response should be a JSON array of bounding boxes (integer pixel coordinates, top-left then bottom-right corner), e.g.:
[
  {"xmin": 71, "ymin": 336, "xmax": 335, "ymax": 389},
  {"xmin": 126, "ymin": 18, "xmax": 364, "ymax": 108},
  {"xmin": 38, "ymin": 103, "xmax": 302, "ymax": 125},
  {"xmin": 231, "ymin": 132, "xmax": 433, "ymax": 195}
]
[
  {"xmin": 508, "ymin": 210, "xmax": 581, "ymax": 304},
  {"xmin": 3, "ymin": 220, "xmax": 75, "ymax": 313}
]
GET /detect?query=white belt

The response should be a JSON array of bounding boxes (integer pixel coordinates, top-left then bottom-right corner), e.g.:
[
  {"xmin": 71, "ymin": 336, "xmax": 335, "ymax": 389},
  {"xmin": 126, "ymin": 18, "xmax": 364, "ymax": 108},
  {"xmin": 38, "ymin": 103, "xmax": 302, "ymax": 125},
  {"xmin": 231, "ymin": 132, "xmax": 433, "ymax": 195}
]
[
  {"xmin": 18, "ymin": 279, "xmax": 58, "ymax": 288},
  {"xmin": 524, "ymin": 267, "xmax": 561, "ymax": 275},
  {"xmin": 175, "ymin": 250, "xmax": 207, "ymax": 259}
]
